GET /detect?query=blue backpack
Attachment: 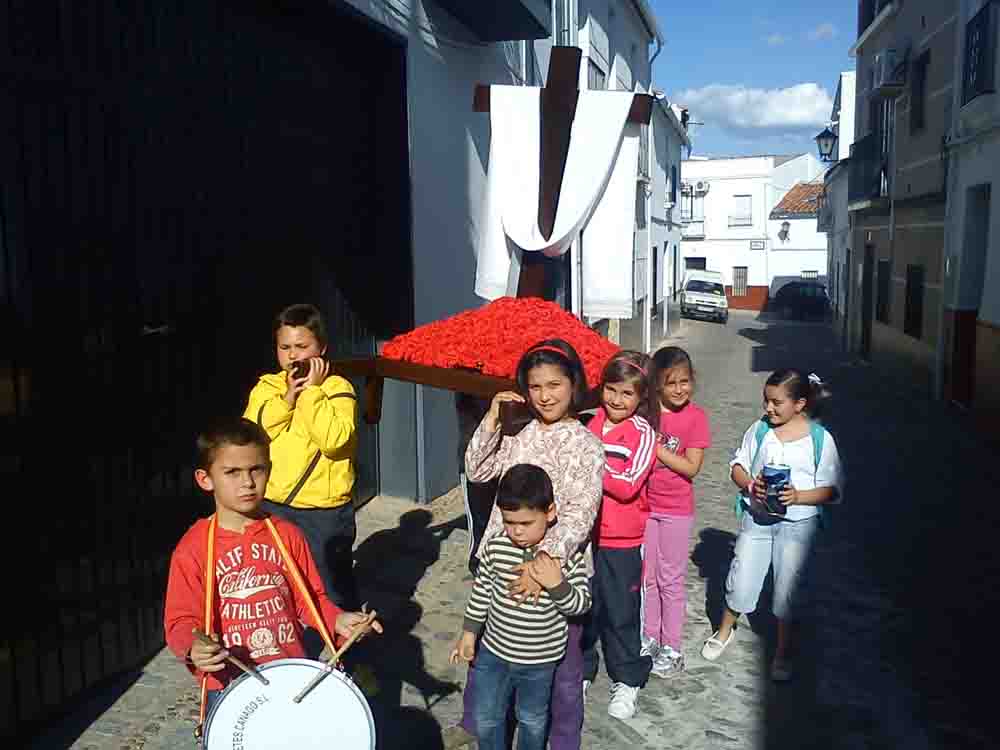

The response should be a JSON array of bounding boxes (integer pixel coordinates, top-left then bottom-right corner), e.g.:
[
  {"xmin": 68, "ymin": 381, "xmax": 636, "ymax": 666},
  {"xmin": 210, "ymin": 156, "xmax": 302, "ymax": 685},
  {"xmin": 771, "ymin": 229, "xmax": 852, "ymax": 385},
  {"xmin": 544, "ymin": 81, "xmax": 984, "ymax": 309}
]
[{"xmin": 734, "ymin": 419, "xmax": 827, "ymax": 524}]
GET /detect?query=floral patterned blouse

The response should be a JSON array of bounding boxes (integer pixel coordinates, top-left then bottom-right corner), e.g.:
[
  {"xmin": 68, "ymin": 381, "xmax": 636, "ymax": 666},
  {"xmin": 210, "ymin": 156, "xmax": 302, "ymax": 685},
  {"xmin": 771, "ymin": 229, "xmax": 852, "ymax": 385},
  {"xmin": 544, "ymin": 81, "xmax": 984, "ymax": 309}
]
[{"xmin": 465, "ymin": 417, "xmax": 604, "ymax": 575}]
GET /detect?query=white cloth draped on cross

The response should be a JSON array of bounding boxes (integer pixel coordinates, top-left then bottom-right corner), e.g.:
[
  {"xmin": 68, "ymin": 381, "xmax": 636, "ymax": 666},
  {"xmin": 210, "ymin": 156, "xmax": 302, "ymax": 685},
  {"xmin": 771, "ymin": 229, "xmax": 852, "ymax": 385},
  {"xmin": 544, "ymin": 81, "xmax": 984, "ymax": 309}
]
[{"xmin": 474, "ymin": 85, "xmax": 640, "ymax": 319}]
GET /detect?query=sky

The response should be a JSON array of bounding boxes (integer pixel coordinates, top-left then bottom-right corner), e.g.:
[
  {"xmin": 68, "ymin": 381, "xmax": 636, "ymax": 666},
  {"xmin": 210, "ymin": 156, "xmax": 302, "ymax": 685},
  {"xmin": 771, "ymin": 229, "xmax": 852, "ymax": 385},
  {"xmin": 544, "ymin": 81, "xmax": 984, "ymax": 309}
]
[{"xmin": 650, "ymin": 1, "xmax": 858, "ymax": 158}]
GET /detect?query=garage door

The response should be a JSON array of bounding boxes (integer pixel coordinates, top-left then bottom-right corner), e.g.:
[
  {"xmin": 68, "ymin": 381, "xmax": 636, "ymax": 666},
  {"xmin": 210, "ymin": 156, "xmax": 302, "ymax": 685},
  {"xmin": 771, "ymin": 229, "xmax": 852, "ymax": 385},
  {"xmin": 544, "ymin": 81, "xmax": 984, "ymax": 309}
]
[{"xmin": 0, "ymin": 1, "xmax": 409, "ymax": 738}]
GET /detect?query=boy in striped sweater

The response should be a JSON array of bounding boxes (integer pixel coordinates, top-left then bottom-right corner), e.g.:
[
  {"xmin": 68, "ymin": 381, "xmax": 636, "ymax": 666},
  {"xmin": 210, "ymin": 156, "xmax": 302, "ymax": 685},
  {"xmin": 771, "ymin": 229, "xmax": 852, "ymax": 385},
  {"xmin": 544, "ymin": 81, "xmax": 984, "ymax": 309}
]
[{"xmin": 451, "ymin": 464, "xmax": 591, "ymax": 750}]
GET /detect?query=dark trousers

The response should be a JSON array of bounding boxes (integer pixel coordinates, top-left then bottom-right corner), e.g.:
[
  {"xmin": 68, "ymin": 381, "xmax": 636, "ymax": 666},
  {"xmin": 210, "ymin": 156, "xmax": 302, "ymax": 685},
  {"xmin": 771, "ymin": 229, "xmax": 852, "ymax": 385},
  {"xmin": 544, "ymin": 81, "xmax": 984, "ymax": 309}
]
[
  {"xmin": 263, "ymin": 500, "xmax": 359, "ymax": 611},
  {"xmin": 463, "ymin": 475, "xmax": 498, "ymax": 575},
  {"xmin": 582, "ymin": 546, "xmax": 652, "ymax": 687}
]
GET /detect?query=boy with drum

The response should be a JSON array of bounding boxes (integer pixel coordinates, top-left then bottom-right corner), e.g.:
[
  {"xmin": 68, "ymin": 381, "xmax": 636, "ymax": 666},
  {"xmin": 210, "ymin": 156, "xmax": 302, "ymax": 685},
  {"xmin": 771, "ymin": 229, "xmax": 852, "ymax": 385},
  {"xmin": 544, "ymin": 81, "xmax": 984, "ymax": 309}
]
[
  {"xmin": 450, "ymin": 464, "xmax": 592, "ymax": 750},
  {"xmin": 164, "ymin": 417, "xmax": 380, "ymax": 721}
]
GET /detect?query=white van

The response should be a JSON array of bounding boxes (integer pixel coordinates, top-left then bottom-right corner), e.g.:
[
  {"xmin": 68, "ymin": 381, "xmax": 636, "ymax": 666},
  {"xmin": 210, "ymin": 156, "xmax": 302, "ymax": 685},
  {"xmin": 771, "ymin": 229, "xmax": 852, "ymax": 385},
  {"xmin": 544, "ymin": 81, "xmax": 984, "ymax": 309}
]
[{"xmin": 680, "ymin": 270, "xmax": 729, "ymax": 324}]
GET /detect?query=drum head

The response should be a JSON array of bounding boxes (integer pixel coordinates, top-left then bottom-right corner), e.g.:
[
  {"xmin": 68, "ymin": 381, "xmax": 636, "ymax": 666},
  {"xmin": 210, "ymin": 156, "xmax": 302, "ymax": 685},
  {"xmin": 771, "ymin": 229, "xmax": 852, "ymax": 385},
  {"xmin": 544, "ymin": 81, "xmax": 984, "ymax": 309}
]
[{"xmin": 204, "ymin": 658, "xmax": 375, "ymax": 750}]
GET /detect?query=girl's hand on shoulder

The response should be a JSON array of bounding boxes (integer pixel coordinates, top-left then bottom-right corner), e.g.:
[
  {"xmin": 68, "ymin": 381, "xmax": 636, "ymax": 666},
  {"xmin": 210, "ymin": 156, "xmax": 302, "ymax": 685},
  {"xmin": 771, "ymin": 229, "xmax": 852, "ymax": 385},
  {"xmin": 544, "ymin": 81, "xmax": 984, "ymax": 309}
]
[
  {"xmin": 526, "ymin": 552, "xmax": 563, "ymax": 590},
  {"xmin": 508, "ymin": 562, "xmax": 544, "ymax": 605},
  {"xmin": 779, "ymin": 485, "xmax": 799, "ymax": 506},
  {"xmin": 486, "ymin": 390, "xmax": 525, "ymax": 432}
]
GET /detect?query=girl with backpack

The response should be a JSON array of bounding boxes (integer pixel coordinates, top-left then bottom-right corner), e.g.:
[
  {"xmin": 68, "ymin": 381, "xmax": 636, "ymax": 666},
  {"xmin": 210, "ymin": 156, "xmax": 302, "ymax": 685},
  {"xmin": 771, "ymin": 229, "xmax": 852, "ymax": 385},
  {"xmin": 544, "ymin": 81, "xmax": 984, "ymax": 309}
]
[{"xmin": 701, "ymin": 369, "xmax": 842, "ymax": 682}]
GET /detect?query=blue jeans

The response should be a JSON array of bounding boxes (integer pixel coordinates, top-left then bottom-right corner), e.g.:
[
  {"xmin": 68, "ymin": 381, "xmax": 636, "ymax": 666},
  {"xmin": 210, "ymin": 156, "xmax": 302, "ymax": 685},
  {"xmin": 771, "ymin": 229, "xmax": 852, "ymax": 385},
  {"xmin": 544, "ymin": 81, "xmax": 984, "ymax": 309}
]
[{"xmin": 472, "ymin": 647, "xmax": 556, "ymax": 750}]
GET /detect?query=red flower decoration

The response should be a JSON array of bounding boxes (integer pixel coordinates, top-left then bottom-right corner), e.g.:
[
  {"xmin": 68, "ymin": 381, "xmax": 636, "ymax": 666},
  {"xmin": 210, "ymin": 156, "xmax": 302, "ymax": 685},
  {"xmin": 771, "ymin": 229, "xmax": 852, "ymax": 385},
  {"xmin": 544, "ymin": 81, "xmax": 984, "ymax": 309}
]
[{"xmin": 381, "ymin": 297, "xmax": 620, "ymax": 388}]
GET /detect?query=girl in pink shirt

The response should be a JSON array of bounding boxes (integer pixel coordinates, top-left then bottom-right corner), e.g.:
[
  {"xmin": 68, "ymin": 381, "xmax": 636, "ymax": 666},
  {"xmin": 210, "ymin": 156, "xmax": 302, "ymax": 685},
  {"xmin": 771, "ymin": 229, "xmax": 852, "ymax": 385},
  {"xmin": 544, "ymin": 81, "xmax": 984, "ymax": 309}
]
[{"xmin": 643, "ymin": 346, "xmax": 711, "ymax": 676}]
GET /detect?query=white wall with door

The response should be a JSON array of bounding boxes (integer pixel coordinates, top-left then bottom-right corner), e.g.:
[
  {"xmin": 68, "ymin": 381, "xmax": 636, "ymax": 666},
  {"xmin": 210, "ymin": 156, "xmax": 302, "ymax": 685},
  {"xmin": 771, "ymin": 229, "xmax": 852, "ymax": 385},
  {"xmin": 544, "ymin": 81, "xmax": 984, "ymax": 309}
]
[{"xmin": 340, "ymin": 0, "xmax": 548, "ymax": 501}]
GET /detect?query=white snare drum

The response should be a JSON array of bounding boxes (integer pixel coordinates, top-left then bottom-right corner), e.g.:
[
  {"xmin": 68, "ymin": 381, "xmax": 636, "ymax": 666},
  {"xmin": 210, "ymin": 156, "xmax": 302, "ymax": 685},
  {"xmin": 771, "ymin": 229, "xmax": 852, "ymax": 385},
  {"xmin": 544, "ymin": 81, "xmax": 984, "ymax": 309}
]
[{"xmin": 203, "ymin": 658, "xmax": 375, "ymax": 749}]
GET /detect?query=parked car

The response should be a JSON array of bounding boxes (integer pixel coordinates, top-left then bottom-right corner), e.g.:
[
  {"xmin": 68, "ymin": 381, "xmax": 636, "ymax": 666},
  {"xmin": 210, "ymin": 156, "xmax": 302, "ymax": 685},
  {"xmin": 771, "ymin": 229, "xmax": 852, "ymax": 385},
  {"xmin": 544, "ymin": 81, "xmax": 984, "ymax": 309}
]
[
  {"xmin": 680, "ymin": 271, "xmax": 729, "ymax": 324},
  {"xmin": 772, "ymin": 281, "xmax": 831, "ymax": 320}
]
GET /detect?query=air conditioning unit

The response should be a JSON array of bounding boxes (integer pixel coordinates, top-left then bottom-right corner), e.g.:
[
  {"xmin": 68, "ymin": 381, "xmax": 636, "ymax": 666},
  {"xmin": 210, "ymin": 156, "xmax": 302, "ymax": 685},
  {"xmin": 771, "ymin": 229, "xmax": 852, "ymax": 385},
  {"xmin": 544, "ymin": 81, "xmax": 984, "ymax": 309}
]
[
  {"xmin": 873, "ymin": 48, "xmax": 905, "ymax": 96},
  {"xmin": 696, "ymin": 181, "xmax": 710, "ymax": 194}
]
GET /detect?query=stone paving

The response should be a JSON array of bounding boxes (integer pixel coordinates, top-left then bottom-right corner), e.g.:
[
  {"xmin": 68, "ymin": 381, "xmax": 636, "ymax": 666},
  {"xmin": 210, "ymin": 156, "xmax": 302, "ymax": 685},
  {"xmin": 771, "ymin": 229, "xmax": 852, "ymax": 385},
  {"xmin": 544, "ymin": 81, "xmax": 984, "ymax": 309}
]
[{"xmin": 30, "ymin": 310, "xmax": 999, "ymax": 749}]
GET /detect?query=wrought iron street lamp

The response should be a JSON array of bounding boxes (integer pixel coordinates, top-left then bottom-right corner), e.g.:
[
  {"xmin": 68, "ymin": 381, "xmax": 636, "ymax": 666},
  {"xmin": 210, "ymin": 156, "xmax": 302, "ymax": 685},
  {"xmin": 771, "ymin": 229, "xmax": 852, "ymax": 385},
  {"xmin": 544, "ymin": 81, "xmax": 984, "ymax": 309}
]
[{"xmin": 814, "ymin": 127, "xmax": 837, "ymax": 162}]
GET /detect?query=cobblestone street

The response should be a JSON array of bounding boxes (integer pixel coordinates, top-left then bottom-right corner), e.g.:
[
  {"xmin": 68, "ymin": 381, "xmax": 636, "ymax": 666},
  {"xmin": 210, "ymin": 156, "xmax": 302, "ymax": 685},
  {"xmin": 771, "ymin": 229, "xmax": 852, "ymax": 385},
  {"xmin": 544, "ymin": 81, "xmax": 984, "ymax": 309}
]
[{"xmin": 31, "ymin": 310, "xmax": 999, "ymax": 750}]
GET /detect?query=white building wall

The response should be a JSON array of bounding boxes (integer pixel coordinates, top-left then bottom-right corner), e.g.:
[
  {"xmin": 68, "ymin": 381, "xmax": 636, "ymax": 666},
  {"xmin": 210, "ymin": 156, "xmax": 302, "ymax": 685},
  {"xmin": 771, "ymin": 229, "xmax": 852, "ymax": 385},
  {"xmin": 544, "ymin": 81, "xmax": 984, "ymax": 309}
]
[
  {"xmin": 945, "ymin": 0, "xmax": 1000, "ymax": 327},
  {"xmin": 579, "ymin": 0, "xmax": 653, "ymax": 91},
  {"xmin": 766, "ymin": 216, "xmax": 829, "ymax": 294},
  {"xmin": 825, "ymin": 166, "xmax": 852, "ymax": 317},
  {"xmin": 340, "ymin": 0, "xmax": 533, "ymax": 501},
  {"xmin": 837, "ymin": 72, "xmax": 857, "ymax": 161},
  {"xmin": 680, "ymin": 154, "xmax": 826, "ymax": 291}
]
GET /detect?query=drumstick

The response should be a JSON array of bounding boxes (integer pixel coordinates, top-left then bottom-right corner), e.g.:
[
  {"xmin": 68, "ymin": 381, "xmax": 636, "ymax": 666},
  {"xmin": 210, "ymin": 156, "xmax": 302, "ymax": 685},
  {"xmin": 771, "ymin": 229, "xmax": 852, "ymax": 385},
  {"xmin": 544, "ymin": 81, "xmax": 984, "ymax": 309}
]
[
  {"xmin": 292, "ymin": 611, "xmax": 378, "ymax": 704},
  {"xmin": 192, "ymin": 629, "xmax": 269, "ymax": 686}
]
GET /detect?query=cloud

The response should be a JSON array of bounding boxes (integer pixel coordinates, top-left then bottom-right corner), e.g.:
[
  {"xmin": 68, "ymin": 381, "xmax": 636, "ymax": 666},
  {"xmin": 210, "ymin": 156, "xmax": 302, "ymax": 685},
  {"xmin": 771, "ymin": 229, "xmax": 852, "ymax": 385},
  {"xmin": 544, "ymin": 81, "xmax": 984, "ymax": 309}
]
[
  {"xmin": 807, "ymin": 23, "xmax": 836, "ymax": 41},
  {"xmin": 674, "ymin": 83, "xmax": 833, "ymax": 135},
  {"xmin": 764, "ymin": 33, "xmax": 786, "ymax": 47}
]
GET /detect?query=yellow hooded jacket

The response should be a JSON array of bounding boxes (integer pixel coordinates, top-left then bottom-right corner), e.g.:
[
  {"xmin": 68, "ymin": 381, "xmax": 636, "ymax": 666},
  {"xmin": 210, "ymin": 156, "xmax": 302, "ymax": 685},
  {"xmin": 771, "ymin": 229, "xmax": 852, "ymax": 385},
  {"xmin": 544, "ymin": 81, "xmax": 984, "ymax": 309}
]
[{"xmin": 244, "ymin": 372, "xmax": 357, "ymax": 509}]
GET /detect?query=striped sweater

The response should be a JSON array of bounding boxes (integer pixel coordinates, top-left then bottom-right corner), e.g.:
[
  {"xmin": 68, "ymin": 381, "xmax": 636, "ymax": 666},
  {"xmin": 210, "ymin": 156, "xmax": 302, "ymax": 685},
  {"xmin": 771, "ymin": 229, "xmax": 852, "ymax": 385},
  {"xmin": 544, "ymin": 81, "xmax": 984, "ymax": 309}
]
[{"xmin": 463, "ymin": 535, "xmax": 591, "ymax": 665}]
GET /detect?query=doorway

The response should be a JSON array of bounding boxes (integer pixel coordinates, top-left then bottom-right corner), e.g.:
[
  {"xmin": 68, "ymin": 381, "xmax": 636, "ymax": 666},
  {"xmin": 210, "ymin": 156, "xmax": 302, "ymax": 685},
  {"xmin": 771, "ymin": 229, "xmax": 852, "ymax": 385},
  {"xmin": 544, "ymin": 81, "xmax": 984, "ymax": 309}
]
[
  {"xmin": 861, "ymin": 245, "xmax": 875, "ymax": 359},
  {"xmin": 951, "ymin": 184, "xmax": 992, "ymax": 406}
]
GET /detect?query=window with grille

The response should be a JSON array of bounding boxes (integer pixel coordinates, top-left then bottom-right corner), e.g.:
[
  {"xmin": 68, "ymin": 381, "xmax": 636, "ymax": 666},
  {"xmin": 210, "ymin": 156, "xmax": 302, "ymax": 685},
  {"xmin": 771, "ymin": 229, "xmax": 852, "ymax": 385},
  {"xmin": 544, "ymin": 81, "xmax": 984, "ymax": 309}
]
[
  {"xmin": 911, "ymin": 51, "xmax": 930, "ymax": 132},
  {"xmin": 801, "ymin": 270, "xmax": 819, "ymax": 279},
  {"xmin": 587, "ymin": 59, "xmax": 606, "ymax": 90},
  {"xmin": 904, "ymin": 264, "xmax": 924, "ymax": 338},
  {"xmin": 962, "ymin": 2, "xmax": 998, "ymax": 105},
  {"xmin": 681, "ymin": 192, "xmax": 703, "ymax": 222},
  {"xmin": 876, "ymin": 260, "xmax": 891, "ymax": 323},
  {"xmin": 732, "ymin": 266, "xmax": 748, "ymax": 296},
  {"xmin": 729, "ymin": 195, "xmax": 752, "ymax": 227}
]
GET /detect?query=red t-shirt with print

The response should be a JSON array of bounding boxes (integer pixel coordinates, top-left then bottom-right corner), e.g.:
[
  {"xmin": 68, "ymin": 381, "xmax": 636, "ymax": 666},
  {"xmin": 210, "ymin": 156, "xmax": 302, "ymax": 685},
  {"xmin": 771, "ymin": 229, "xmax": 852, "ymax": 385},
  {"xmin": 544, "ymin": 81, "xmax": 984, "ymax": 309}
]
[{"xmin": 164, "ymin": 516, "xmax": 343, "ymax": 691}]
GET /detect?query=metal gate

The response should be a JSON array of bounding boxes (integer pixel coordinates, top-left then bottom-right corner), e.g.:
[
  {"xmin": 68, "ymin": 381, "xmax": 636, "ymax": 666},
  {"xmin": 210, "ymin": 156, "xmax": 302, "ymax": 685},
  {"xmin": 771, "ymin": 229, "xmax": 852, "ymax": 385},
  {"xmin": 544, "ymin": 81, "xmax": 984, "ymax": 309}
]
[
  {"xmin": 0, "ymin": 1, "xmax": 408, "ymax": 738},
  {"xmin": 732, "ymin": 266, "xmax": 749, "ymax": 297}
]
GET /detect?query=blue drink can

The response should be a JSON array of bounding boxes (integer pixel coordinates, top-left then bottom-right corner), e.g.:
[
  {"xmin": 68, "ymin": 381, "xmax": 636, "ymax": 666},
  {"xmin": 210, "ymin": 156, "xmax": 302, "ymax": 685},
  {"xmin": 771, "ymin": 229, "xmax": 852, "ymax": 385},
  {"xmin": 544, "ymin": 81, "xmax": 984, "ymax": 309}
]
[{"xmin": 762, "ymin": 463, "xmax": 791, "ymax": 515}]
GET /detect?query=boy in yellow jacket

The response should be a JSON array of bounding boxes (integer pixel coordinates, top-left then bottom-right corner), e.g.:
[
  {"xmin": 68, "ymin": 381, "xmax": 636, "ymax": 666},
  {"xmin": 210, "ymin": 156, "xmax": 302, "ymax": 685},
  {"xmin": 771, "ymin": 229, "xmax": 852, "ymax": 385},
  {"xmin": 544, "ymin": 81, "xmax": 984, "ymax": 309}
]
[{"xmin": 244, "ymin": 303, "xmax": 360, "ymax": 609}]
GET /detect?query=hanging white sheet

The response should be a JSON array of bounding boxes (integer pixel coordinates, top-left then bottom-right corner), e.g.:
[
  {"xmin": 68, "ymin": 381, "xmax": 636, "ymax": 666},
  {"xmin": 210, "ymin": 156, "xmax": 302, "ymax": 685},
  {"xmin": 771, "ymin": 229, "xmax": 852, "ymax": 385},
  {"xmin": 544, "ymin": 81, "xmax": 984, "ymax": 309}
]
[{"xmin": 474, "ymin": 84, "xmax": 637, "ymax": 308}]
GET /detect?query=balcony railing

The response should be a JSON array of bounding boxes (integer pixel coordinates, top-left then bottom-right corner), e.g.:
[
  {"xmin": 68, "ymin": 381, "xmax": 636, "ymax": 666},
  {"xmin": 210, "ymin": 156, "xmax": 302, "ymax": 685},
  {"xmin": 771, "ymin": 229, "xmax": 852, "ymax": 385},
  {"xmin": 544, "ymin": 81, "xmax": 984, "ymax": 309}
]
[
  {"xmin": 962, "ymin": 1, "xmax": 998, "ymax": 106},
  {"xmin": 682, "ymin": 220, "xmax": 705, "ymax": 238},
  {"xmin": 848, "ymin": 132, "xmax": 889, "ymax": 206}
]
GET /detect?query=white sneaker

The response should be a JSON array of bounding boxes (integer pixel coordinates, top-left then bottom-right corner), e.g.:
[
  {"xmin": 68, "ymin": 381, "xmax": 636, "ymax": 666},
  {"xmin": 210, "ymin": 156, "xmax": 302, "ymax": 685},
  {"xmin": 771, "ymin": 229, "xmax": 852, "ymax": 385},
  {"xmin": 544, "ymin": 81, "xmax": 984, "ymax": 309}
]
[
  {"xmin": 639, "ymin": 635, "xmax": 660, "ymax": 658},
  {"xmin": 651, "ymin": 646, "xmax": 685, "ymax": 678},
  {"xmin": 582, "ymin": 679, "xmax": 591, "ymax": 700},
  {"xmin": 607, "ymin": 682, "xmax": 639, "ymax": 720}
]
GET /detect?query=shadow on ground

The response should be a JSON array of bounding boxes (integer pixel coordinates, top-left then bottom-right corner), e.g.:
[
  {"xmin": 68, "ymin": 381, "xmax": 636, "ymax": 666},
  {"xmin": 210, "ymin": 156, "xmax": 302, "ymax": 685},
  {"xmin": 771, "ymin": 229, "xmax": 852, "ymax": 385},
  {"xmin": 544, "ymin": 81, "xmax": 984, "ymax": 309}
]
[
  {"xmin": 738, "ymin": 321, "xmax": 1000, "ymax": 749},
  {"xmin": 348, "ymin": 509, "xmax": 466, "ymax": 750}
]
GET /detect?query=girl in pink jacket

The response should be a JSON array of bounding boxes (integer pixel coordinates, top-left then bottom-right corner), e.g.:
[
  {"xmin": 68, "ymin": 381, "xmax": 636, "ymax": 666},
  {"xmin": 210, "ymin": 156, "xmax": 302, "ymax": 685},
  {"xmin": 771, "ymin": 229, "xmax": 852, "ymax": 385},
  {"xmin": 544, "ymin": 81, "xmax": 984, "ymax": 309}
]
[{"xmin": 582, "ymin": 351, "xmax": 658, "ymax": 721}]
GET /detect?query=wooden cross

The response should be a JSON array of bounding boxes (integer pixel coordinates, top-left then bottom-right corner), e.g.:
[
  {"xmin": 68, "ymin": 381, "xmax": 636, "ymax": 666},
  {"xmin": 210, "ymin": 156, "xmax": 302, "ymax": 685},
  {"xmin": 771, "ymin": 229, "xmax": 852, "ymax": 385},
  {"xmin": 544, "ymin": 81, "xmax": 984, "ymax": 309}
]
[{"xmin": 474, "ymin": 46, "xmax": 654, "ymax": 299}]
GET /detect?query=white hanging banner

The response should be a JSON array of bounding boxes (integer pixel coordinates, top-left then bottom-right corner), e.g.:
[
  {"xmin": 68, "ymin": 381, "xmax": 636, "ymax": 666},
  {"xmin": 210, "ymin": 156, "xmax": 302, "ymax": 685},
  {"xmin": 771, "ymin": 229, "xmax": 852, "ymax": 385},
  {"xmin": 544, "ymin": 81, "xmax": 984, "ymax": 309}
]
[
  {"xmin": 474, "ymin": 85, "xmax": 637, "ymax": 303},
  {"xmin": 581, "ymin": 123, "xmax": 640, "ymax": 319}
]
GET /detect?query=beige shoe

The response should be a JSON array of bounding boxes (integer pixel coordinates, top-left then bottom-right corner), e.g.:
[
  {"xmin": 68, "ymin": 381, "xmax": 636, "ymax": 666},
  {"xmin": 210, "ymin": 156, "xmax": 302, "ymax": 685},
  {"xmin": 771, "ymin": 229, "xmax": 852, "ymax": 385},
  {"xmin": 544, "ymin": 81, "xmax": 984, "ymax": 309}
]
[{"xmin": 700, "ymin": 629, "xmax": 735, "ymax": 661}]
